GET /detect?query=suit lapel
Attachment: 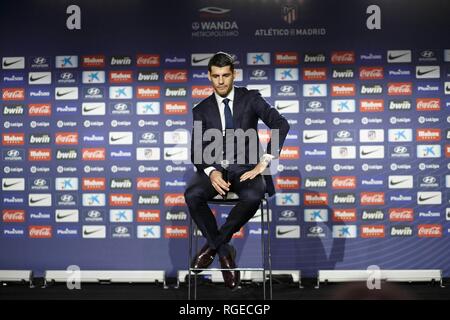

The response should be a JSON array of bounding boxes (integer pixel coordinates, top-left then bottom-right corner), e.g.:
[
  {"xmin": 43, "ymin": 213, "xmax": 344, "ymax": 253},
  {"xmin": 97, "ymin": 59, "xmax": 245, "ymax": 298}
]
[
  {"xmin": 206, "ymin": 94, "xmax": 222, "ymax": 131},
  {"xmin": 232, "ymin": 87, "xmax": 243, "ymax": 129}
]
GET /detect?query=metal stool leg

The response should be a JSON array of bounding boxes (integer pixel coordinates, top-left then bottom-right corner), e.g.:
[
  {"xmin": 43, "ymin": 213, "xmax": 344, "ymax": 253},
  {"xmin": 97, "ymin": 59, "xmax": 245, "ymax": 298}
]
[
  {"xmin": 188, "ymin": 216, "xmax": 192, "ymax": 300},
  {"xmin": 265, "ymin": 195, "xmax": 273, "ymax": 300},
  {"xmin": 260, "ymin": 199, "xmax": 266, "ymax": 300}
]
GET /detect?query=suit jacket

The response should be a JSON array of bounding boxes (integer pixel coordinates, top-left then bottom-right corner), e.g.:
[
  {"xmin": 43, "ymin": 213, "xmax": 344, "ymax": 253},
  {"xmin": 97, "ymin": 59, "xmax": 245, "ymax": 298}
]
[{"xmin": 190, "ymin": 86, "xmax": 290, "ymax": 196}]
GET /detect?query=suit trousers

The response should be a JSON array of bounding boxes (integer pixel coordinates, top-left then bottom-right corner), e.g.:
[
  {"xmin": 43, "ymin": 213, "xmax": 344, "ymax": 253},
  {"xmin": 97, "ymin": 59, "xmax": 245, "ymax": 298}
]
[{"xmin": 184, "ymin": 166, "xmax": 266, "ymax": 255}]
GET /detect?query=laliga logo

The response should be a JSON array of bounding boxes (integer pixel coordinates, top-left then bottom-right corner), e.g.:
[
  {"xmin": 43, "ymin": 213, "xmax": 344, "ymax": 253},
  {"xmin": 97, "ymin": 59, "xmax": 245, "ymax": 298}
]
[{"xmin": 66, "ymin": 265, "xmax": 81, "ymax": 290}]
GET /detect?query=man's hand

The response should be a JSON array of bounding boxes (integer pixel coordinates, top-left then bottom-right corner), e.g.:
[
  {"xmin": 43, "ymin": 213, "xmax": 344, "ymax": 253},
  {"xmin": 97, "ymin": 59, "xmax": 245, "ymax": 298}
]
[
  {"xmin": 209, "ymin": 170, "xmax": 231, "ymax": 196},
  {"xmin": 239, "ymin": 161, "xmax": 269, "ymax": 182}
]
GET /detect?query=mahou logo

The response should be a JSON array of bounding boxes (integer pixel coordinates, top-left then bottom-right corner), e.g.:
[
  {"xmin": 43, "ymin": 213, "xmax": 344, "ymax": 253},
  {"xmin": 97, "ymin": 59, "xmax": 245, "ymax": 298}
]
[
  {"xmin": 82, "ymin": 55, "xmax": 105, "ymax": 68},
  {"xmin": 164, "ymin": 102, "xmax": 188, "ymax": 115},
  {"xmin": 303, "ymin": 68, "xmax": 327, "ymax": 81},
  {"xmin": 275, "ymin": 52, "xmax": 299, "ymax": 65},
  {"xmin": 2, "ymin": 133, "xmax": 25, "ymax": 145},
  {"xmin": 360, "ymin": 192, "xmax": 385, "ymax": 205},
  {"xmin": 2, "ymin": 210, "xmax": 25, "ymax": 223},
  {"xmin": 192, "ymin": 86, "xmax": 214, "ymax": 98},
  {"xmin": 331, "ymin": 84, "xmax": 355, "ymax": 96},
  {"xmin": 28, "ymin": 103, "xmax": 51, "ymax": 116},
  {"xmin": 109, "ymin": 71, "xmax": 133, "ymax": 83},
  {"xmin": 360, "ymin": 99, "xmax": 384, "ymax": 112},
  {"xmin": 55, "ymin": 132, "xmax": 78, "ymax": 145},
  {"xmin": 109, "ymin": 194, "xmax": 133, "ymax": 206},
  {"xmin": 136, "ymin": 54, "xmax": 160, "ymax": 67},
  {"xmin": 333, "ymin": 209, "xmax": 357, "ymax": 222},
  {"xmin": 2, "ymin": 88, "xmax": 25, "ymax": 100},
  {"xmin": 276, "ymin": 177, "xmax": 300, "ymax": 189},
  {"xmin": 164, "ymin": 70, "xmax": 188, "ymax": 83},
  {"xmin": 304, "ymin": 193, "xmax": 328, "ymax": 205},
  {"xmin": 388, "ymin": 82, "xmax": 412, "ymax": 95},
  {"xmin": 418, "ymin": 224, "xmax": 442, "ymax": 238},
  {"xmin": 28, "ymin": 148, "xmax": 51, "ymax": 161},
  {"xmin": 416, "ymin": 129, "xmax": 441, "ymax": 142},
  {"xmin": 82, "ymin": 177, "xmax": 106, "ymax": 191},
  {"xmin": 389, "ymin": 208, "xmax": 414, "ymax": 222},
  {"xmin": 137, "ymin": 178, "xmax": 160, "ymax": 190},
  {"xmin": 416, "ymin": 98, "xmax": 440, "ymax": 111},
  {"xmin": 164, "ymin": 194, "xmax": 186, "ymax": 206},
  {"xmin": 331, "ymin": 51, "xmax": 355, "ymax": 64},
  {"xmin": 359, "ymin": 67, "xmax": 384, "ymax": 80},
  {"xmin": 165, "ymin": 226, "xmax": 188, "ymax": 238},
  {"xmin": 137, "ymin": 86, "xmax": 160, "ymax": 99},
  {"xmin": 332, "ymin": 176, "xmax": 356, "ymax": 189},
  {"xmin": 29, "ymin": 226, "xmax": 52, "ymax": 238},
  {"xmin": 137, "ymin": 210, "xmax": 160, "ymax": 223},
  {"xmin": 280, "ymin": 146, "xmax": 300, "ymax": 159},
  {"xmin": 82, "ymin": 148, "xmax": 106, "ymax": 161},
  {"xmin": 361, "ymin": 225, "xmax": 385, "ymax": 238}
]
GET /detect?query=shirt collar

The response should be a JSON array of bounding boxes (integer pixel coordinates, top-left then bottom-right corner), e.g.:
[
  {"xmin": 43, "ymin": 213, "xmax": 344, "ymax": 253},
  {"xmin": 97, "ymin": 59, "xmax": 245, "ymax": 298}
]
[{"xmin": 214, "ymin": 87, "xmax": 235, "ymax": 107}]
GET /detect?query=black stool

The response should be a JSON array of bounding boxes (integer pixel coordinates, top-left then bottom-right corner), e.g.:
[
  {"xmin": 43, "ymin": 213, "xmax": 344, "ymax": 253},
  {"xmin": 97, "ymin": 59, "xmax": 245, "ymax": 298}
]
[{"xmin": 188, "ymin": 192, "xmax": 273, "ymax": 299}]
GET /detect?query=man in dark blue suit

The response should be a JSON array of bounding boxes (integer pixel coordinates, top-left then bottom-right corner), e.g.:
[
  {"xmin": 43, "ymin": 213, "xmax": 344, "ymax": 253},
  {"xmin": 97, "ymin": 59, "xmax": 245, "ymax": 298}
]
[{"xmin": 184, "ymin": 52, "xmax": 290, "ymax": 289}]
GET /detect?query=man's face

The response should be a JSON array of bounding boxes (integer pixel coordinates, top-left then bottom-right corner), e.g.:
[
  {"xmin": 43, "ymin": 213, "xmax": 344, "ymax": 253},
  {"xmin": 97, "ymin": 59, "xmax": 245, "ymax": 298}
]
[{"xmin": 208, "ymin": 65, "xmax": 235, "ymax": 97}]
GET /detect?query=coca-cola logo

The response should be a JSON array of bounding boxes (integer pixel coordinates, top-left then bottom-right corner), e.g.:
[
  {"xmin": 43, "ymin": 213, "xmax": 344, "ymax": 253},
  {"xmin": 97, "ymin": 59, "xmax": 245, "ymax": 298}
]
[
  {"xmin": 418, "ymin": 225, "xmax": 442, "ymax": 238},
  {"xmin": 29, "ymin": 226, "xmax": 52, "ymax": 238}
]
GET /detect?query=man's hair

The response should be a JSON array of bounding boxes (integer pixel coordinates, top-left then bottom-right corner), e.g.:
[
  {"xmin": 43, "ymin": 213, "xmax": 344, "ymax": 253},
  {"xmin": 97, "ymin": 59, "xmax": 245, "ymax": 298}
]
[{"xmin": 208, "ymin": 52, "xmax": 234, "ymax": 72}]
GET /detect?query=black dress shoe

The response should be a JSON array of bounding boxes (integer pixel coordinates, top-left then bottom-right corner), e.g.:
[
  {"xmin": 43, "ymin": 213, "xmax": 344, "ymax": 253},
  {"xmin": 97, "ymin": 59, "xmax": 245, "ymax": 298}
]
[
  {"xmin": 190, "ymin": 244, "xmax": 217, "ymax": 273},
  {"xmin": 219, "ymin": 245, "xmax": 240, "ymax": 290}
]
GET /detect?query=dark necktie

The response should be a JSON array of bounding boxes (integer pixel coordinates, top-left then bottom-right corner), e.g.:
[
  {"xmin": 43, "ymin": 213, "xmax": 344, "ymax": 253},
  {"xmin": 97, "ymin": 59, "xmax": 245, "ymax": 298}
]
[{"xmin": 223, "ymin": 98, "xmax": 234, "ymax": 129}]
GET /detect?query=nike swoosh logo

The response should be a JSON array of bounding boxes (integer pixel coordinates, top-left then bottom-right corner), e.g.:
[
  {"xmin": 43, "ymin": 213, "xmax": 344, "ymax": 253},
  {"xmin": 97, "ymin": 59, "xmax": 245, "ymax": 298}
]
[
  {"xmin": 57, "ymin": 213, "xmax": 75, "ymax": 219},
  {"xmin": 388, "ymin": 53, "xmax": 409, "ymax": 60},
  {"xmin": 165, "ymin": 151, "xmax": 184, "ymax": 157},
  {"xmin": 390, "ymin": 179, "xmax": 409, "ymax": 186},
  {"xmin": 3, "ymin": 181, "xmax": 21, "ymax": 188},
  {"xmin": 3, "ymin": 59, "xmax": 22, "ymax": 67},
  {"xmin": 276, "ymin": 103, "xmax": 296, "ymax": 110},
  {"xmin": 30, "ymin": 75, "xmax": 49, "ymax": 82},
  {"xmin": 361, "ymin": 149, "xmax": 380, "ymax": 156},
  {"xmin": 277, "ymin": 229, "xmax": 296, "ymax": 236},
  {"xmin": 83, "ymin": 105, "xmax": 102, "ymax": 112},
  {"xmin": 192, "ymin": 56, "xmax": 211, "ymax": 64},
  {"xmin": 29, "ymin": 197, "xmax": 49, "ymax": 204},
  {"xmin": 304, "ymin": 134, "xmax": 323, "ymax": 140},
  {"xmin": 84, "ymin": 229, "xmax": 102, "ymax": 235},
  {"xmin": 110, "ymin": 135, "xmax": 128, "ymax": 142},
  {"xmin": 417, "ymin": 69, "xmax": 438, "ymax": 76},
  {"xmin": 56, "ymin": 90, "xmax": 75, "ymax": 97},
  {"xmin": 446, "ymin": 86, "xmax": 450, "ymax": 92},
  {"xmin": 418, "ymin": 195, "xmax": 438, "ymax": 202}
]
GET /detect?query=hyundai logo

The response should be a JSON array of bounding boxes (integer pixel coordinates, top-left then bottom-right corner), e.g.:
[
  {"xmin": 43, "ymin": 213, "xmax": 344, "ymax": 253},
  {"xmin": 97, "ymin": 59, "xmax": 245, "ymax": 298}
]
[
  {"xmin": 252, "ymin": 69, "xmax": 266, "ymax": 77},
  {"xmin": 281, "ymin": 210, "xmax": 295, "ymax": 218},
  {"xmin": 60, "ymin": 194, "xmax": 74, "ymax": 202},
  {"xmin": 60, "ymin": 72, "xmax": 73, "ymax": 80},
  {"xmin": 33, "ymin": 179, "xmax": 47, "ymax": 186},
  {"xmin": 280, "ymin": 85, "xmax": 294, "ymax": 93},
  {"xmin": 141, "ymin": 132, "xmax": 155, "ymax": 140},
  {"xmin": 7, "ymin": 149, "xmax": 20, "ymax": 157},
  {"xmin": 394, "ymin": 146, "xmax": 407, "ymax": 154},
  {"xmin": 308, "ymin": 101, "xmax": 322, "ymax": 109},
  {"xmin": 115, "ymin": 226, "xmax": 128, "ymax": 234},
  {"xmin": 420, "ymin": 50, "xmax": 434, "ymax": 58},
  {"xmin": 87, "ymin": 210, "xmax": 101, "ymax": 218},
  {"xmin": 422, "ymin": 176, "xmax": 436, "ymax": 184},
  {"xmin": 33, "ymin": 57, "xmax": 47, "ymax": 64},
  {"xmin": 337, "ymin": 130, "xmax": 351, "ymax": 138},
  {"xmin": 114, "ymin": 103, "xmax": 128, "ymax": 111},
  {"xmin": 309, "ymin": 226, "xmax": 323, "ymax": 234},
  {"xmin": 87, "ymin": 88, "xmax": 101, "ymax": 95}
]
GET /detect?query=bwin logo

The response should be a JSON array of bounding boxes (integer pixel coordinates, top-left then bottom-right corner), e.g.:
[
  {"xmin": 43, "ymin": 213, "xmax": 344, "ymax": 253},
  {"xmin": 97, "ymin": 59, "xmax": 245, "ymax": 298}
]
[
  {"xmin": 87, "ymin": 210, "xmax": 101, "ymax": 218},
  {"xmin": 422, "ymin": 176, "xmax": 436, "ymax": 184}
]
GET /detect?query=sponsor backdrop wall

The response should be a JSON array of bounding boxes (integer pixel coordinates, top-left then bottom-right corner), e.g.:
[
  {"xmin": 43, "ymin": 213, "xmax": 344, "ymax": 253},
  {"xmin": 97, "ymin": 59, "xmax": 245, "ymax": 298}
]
[{"xmin": 1, "ymin": 0, "xmax": 450, "ymax": 277}]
